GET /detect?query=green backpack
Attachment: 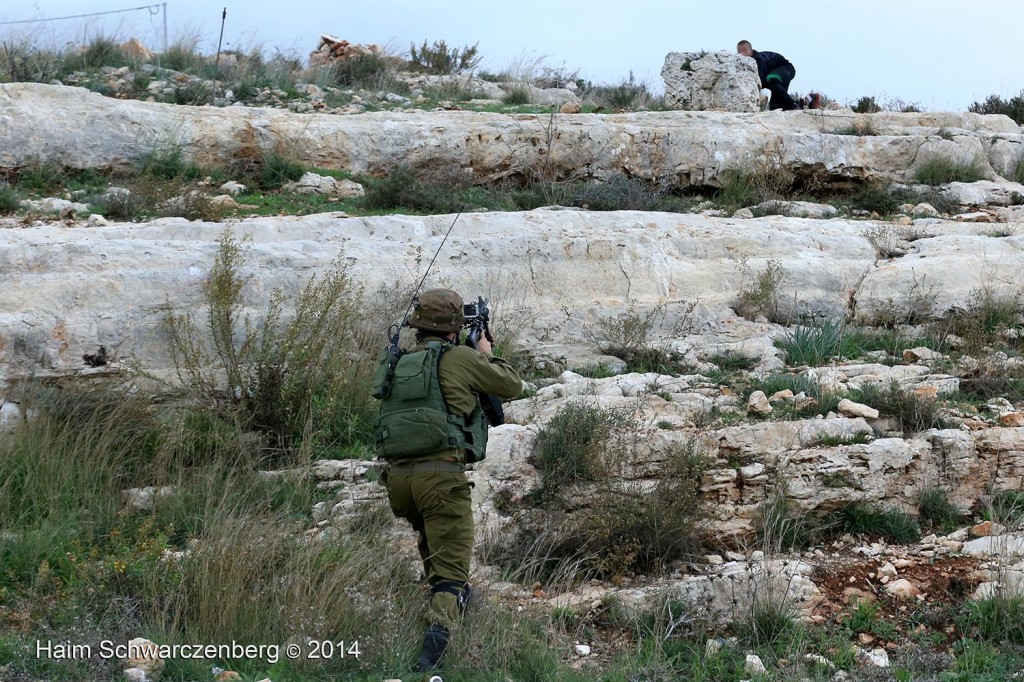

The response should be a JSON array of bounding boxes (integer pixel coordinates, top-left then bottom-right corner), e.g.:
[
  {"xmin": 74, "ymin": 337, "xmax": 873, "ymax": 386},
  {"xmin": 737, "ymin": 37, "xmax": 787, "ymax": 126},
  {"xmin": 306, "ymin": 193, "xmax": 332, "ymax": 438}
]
[{"xmin": 371, "ymin": 341, "xmax": 488, "ymax": 463}]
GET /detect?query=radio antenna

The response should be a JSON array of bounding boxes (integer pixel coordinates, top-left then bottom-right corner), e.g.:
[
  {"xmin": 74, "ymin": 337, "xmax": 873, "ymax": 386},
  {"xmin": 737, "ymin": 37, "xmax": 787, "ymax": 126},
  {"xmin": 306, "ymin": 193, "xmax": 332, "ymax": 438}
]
[{"xmin": 399, "ymin": 211, "xmax": 462, "ymax": 325}]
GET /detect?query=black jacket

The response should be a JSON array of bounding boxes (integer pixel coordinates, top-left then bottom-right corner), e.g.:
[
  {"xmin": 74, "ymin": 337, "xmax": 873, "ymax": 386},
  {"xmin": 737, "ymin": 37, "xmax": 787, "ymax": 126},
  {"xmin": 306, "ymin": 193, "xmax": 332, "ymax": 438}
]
[{"xmin": 751, "ymin": 50, "xmax": 794, "ymax": 87}]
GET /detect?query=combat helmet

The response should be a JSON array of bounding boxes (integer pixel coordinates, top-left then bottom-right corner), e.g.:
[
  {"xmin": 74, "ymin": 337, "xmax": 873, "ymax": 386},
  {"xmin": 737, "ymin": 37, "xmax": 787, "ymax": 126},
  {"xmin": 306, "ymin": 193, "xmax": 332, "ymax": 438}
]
[{"xmin": 406, "ymin": 288, "xmax": 465, "ymax": 333}]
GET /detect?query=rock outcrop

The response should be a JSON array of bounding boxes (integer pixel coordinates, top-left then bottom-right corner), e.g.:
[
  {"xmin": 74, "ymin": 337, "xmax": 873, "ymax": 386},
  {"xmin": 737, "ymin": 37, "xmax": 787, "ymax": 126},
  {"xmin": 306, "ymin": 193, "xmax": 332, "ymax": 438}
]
[
  {"xmin": 3, "ymin": 83, "xmax": 1022, "ymax": 187},
  {"xmin": 661, "ymin": 51, "xmax": 762, "ymax": 112},
  {"xmin": 4, "ymin": 209, "xmax": 1023, "ymax": 389}
]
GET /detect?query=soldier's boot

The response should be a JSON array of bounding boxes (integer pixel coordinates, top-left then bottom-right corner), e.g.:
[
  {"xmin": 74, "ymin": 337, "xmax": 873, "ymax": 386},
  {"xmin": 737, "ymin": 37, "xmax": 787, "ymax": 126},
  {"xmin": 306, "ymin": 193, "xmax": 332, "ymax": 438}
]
[
  {"xmin": 457, "ymin": 583, "xmax": 472, "ymax": 616},
  {"xmin": 413, "ymin": 624, "xmax": 450, "ymax": 673}
]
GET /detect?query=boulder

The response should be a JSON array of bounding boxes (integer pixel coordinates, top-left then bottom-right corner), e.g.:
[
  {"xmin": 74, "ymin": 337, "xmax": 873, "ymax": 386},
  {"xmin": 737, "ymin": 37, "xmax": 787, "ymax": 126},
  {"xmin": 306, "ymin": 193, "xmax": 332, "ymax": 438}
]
[
  {"xmin": 838, "ymin": 399, "xmax": 880, "ymax": 419},
  {"xmin": 282, "ymin": 172, "xmax": 365, "ymax": 197},
  {"xmin": 747, "ymin": 390, "xmax": 772, "ymax": 415},
  {"xmin": 308, "ymin": 35, "xmax": 381, "ymax": 67},
  {"xmin": 661, "ymin": 51, "xmax": 761, "ymax": 112}
]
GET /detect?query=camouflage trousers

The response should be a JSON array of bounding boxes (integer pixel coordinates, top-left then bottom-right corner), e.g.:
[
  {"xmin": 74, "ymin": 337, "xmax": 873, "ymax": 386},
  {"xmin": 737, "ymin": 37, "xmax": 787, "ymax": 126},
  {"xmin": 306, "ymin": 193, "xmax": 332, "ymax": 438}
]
[{"xmin": 382, "ymin": 464, "xmax": 474, "ymax": 629}]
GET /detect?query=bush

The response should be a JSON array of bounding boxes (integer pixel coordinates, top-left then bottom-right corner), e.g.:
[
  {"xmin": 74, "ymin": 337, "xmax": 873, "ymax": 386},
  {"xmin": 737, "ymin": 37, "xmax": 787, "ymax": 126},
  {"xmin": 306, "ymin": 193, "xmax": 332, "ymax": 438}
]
[
  {"xmin": 408, "ymin": 39, "xmax": 481, "ymax": 75},
  {"xmin": 257, "ymin": 153, "xmax": 305, "ymax": 190},
  {"xmin": 140, "ymin": 147, "xmax": 202, "ymax": 180},
  {"xmin": 588, "ymin": 72, "xmax": 653, "ymax": 110},
  {"xmin": 936, "ymin": 286, "xmax": 1023, "ymax": 354},
  {"xmin": 959, "ymin": 597, "xmax": 1024, "ymax": 645},
  {"xmin": 836, "ymin": 501, "xmax": 921, "ymax": 543},
  {"xmin": 852, "ymin": 96, "xmax": 881, "ymax": 113},
  {"xmin": 0, "ymin": 186, "xmax": 20, "ymax": 213},
  {"xmin": 915, "ymin": 156, "xmax": 985, "ymax": 185},
  {"xmin": 501, "ymin": 84, "xmax": 531, "ymax": 105},
  {"xmin": 570, "ymin": 173, "xmax": 688, "ymax": 212},
  {"xmin": 734, "ymin": 259, "xmax": 789, "ymax": 323},
  {"xmin": 968, "ymin": 91, "xmax": 1024, "ymax": 124},
  {"xmin": 585, "ymin": 303, "xmax": 691, "ymax": 374},
  {"xmin": 917, "ymin": 487, "xmax": 963, "ymax": 531},
  {"xmin": 531, "ymin": 400, "xmax": 633, "ymax": 499},
  {"xmin": 851, "ymin": 381, "xmax": 946, "ymax": 433},
  {"xmin": 359, "ymin": 165, "xmax": 476, "ymax": 213},
  {"xmin": 329, "ymin": 53, "xmax": 400, "ymax": 91},
  {"xmin": 166, "ymin": 230, "xmax": 378, "ymax": 460},
  {"xmin": 61, "ymin": 37, "xmax": 130, "ymax": 72}
]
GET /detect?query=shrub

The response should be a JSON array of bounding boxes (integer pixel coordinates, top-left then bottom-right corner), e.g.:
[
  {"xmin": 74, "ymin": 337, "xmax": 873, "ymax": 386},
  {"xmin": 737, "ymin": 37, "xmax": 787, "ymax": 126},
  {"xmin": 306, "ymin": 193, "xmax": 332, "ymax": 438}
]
[
  {"xmin": 0, "ymin": 186, "xmax": 20, "ymax": 213},
  {"xmin": 570, "ymin": 173, "xmax": 688, "ymax": 212},
  {"xmin": 834, "ymin": 119, "xmax": 877, "ymax": 136},
  {"xmin": 850, "ymin": 381, "xmax": 946, "ymax": 433},
  {"xmin": 501, "ymin": 84, "xmax": 531, "ymax": 105},
  {"xmin": 359, "ymin": 164, "xmax": 475, "ymax": 213},
  {"xmin": 61, "ymin": 37, "xmax": 129, "ymax": 72},
  {"xmin": 968, "ymin": 91, "xmax": 1024, "ymax": 125},
  {"xmin": 734, "ymin": 259, "xmax": 789, "ymax": 323},
  {"xmin": 836, "ymin": 501, "xmax": 921, "ymax": 543},
  {"xmin": 936, "ymin": 286, "xmax": 1023, "ymax": 354},
  {"xmin": 915, "ymin": 156, "xmax": 985, "ymax": 185},
  {"xmin": 716, "ymin": 172, "xmax": 761, "ymax": 209},
  {"xmin": 329, "ymin": 53, "xmax": 399, "ymax": 91},
  {"xmin": 584, "ymin": 303, "xmax": 691, "ymax": 374},
  {"xmin": 257, "ymin": 153, "xmax": 305, "ymax": 190},
  {"xmin": 140, "ymin": 147, "xmax": 202, "ymax": 180},
  {"xmin": 165, "ymin": 230, "xmax": 378, "ymax": 460},
  {"xmin": 983, "ymin": 490, "xmax": 1024, "ymax": 526},
  {"xmin": 917, "ymin": 487, "xmax": 964, "ymax": 531},
  {"xmin": 756, "ymin": 481, "xmax": 823, "ymax": 552},
  {"xmin": 531, "ymin": 400, "xmax": 633, "ymax": 499},
  {"xmin": 14, "ymin": 163, "xmax": 68, "ymax": 193},
  {"xmin": 585, "ymin": 72, "xmax": 658, "ymax": 110},
  {"xmin": 408, "ymin": 39, "xmax": 481, "ymax": 75},
  {"xmin": 852, "ymin": 96, "xmax": 881, "ymax": 113}
]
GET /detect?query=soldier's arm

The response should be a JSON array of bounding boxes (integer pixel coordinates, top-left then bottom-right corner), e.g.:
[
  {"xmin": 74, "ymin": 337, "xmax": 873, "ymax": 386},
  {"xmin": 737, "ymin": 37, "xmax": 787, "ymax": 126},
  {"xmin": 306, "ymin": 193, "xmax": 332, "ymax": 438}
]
[{"xmin": 450, "ymin": 346, "xmax": 525, "ymax": 400}]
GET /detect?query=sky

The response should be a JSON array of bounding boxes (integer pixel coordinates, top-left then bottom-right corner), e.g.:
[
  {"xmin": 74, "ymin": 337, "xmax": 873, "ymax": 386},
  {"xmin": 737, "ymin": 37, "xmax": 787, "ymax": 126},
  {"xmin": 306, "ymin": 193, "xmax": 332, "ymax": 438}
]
[{"xmin": 3, "ymin": 0, "xmax": 1022, "ymax": 111}]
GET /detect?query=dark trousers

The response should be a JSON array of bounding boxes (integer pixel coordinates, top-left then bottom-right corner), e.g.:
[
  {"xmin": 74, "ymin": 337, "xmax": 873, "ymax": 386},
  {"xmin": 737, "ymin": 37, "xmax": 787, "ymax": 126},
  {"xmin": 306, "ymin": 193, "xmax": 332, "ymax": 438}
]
[{"xmin": 765, "ymin": 66, "xmax": 798, "ymax": 111}]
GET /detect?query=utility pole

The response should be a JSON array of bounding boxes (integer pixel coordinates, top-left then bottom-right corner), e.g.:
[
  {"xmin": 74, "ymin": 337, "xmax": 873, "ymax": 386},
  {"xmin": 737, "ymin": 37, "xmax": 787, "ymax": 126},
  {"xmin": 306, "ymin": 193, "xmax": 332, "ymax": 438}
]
[{"xmin": 162, "ymin": 3, "xmax": 168, "ymax": 52}]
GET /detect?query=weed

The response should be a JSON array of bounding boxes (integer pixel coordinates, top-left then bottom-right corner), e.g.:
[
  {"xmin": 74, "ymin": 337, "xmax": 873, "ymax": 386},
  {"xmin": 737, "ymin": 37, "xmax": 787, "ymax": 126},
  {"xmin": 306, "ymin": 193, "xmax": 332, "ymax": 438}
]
[
  {"xmin": 850, "ymin": 381, "xmax": 946, "ymax": 432},
  {"xmin": 584, "ymin": 303, "xmax": 692, "ymax": 374},
  {"xmin": 359, "ymin": 164, "xmax": 477, "ymax": 213},
  {"xmin": 968, "ymin": 90, "xmax": 1024, "ymax": 125},
  {"xmin": 165, "ymin": 230, "xmax": 377, "ymax": 460},
  {"xmin": 140, "ymin": 147, "xmax": 202, "ymax": 180},
  {"xmin": 848, "ymin": 182, "xmax": 913, "ymax": 215},
  {"xmin": 935, "ymin": 286, "xmax": 1023, "ymax": 355},
  {"xmin": 914, "ymin": 156, "xmax": 985, "ymax": 186},
  {"xmin": 958, "ymin": 597, "xmax": 1024, "ymax": 645},
  {"xmin": 779, "ymin": 319, "xmax": 862, "ymax": 367},
  {"xmin": 756, "ymin": 480, "xmax": 823, "ymax": 552},
  {"xmin": 501, "ymin": 84, "xmax": 532, "ymax": 105},
  {"xmin": 846, "ymin": 600, "xmax": 898, "ymax": 639},
  {"xmin": 0, "ymin": 186, "xmax": 20, "ymax": 213},
  {"xmin": 408, "ymin": 39, "xmax": 481, "ymax": 75},
  {"xmin": 586, "ymin": 71, "xmax": 655, "ymax": 110},
  {"xmin": 835, "ymin": 501, "xmax": 922, "ymax": 543},
  {"xmin": 256, "ymin": 152, "xmax": 305, "ymax": 190},
  {"xmin": 734, "ymin": 259, "xmax": 789, "ymax": 324},
  {"xmin": 982, "ymin": 490, "xmax": 1024, "ymax": 526},
  {"xmin": 570, "ymin": 173, "xmax": 690, "ymax": 212},
  {"xmin": 852, "ymin": 96, "xmax": 881, "ymax": 113},
  {"xmin": 708, "ymin": 353, "xmax": 759, "ymax": 373},
  {"xmin": 835, "ymin": 119, "xmax": 878, "ymax": 136},
  {"xmin": 530, "ymin": 400, "xmax": 633, "ymax": 498},
  {"xmin": 917, "ymin": 487, "xmax": 964, "ymax": 531}
]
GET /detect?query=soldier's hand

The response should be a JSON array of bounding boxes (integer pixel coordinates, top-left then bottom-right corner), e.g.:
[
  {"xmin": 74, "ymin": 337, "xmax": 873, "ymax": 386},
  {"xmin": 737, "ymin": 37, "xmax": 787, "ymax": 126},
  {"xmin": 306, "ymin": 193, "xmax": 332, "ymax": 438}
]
[{"xmin": 476, "ymin": 336, "xmax": 493, "ymax": 354}]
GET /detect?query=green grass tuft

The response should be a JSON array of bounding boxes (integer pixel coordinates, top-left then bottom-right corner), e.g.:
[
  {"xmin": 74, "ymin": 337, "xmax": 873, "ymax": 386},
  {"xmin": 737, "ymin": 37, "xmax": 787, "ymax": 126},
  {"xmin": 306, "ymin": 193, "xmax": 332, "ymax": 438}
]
[{"xmin": 915, "ymin": 156, "xmax": 986, "ymax": 185}]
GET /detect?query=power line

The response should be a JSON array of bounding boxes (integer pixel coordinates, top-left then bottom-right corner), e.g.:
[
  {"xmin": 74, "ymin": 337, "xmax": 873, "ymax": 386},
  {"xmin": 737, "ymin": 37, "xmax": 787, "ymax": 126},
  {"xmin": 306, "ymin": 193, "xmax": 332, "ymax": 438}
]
[{"xmin": 0, "ymin": 4, "xmax": 162, "ymax": 26}]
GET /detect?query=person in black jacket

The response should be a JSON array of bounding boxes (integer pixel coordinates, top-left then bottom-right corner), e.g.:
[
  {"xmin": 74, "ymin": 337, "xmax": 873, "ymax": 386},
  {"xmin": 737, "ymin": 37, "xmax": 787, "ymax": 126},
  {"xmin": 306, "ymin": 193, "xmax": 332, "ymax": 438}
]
[{"xmin": 737, "ymin": 40, "xmax": 818, "ymax": 111}]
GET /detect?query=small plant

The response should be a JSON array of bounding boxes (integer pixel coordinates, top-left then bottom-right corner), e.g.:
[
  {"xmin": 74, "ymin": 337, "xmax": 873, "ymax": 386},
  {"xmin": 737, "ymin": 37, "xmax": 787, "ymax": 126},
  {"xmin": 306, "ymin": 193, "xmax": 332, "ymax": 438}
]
[
  {"xmin": 778, "ymin": 318, "xmax": 864, "ymax": 367},
  {"xmin": 408, "ymin": 39, "xmax": 481, "ymax": 75},
  {"xmin": 846, "ymin": 599, "xmax": 897, "ymax": 639},
  {"xmin": 0, "ymin": 186, "xmax": 20, "ymax": 214},
  {"xmin": 584, "ymin": 303, "xmax": 691, "ymax": 374},
  {"xmin": 140, "ymin": 147, "xmax": 202, "ymax": 180},
  {"xmin": 968, "ymin": 90, "xmax": 1024, "ymax": 125},
  {"xmin": 708, "ymin": 353, "xmax": 759, "ymax": 373},
  {"xmin": 850, "ymin": 381, "xmax": 946, "ymax": 433},
  {"xmin": 914, "ymin": 155, "xmax": 985, "ymax": 185},
  {"xmin": 958, "ymin": 597, "xmax": 1024, "ymax": 645},
  {"xmin": 852, "ymin": 96, "xmax": 881, "ymax": 113},
  {"xmin": 501, "ymin": 84, "xmax": 532, "ymax": 105},
  {"xmin": 817, "ymin": 433, "xmax": 872, "ymax": 447},
  {"xmin": 359, "ymin": 164, "xmax": 475, "ymax": 213},
  {"xmin": 936, "ymin": 286, "xmax": 1024, "ymax": 355},
  {"xmin": 570, "ymin": 173, "xmax": 689, "ymax": 212},
  {"xmin": 836, "ymin": 501, "xmax": 922, "ymax": 543},
  {"xmin": 982, "ymin": 490, "xmax": 1024, "ymax": 526},
  {"xmin": 847, "ymin": 182, "xmax": 912, "ymax": 215},
  {"xmin": 531, "ymin": 400, "xmax": 633, "ymax": 499},
  {"xmin": 734, "ymin": 259, "xmax": 789, "ymax": 324},
  {"xmin": 917, "ymin": 487, "xmax": 964, "ymax": 531},
  {"xmin": 257, "ymin": 153, "xmax": 305, "ymax": 190},
  {"xmin": 835, "ymin": 119, "xmax": 877, "ymax": 136},
  {"xmin": 587, "ymin": 72, "xmax": 654, "ymax": 110},
  {"xmin": 756, "ymin": 480, "xmax": 822, "ymax": 552}
]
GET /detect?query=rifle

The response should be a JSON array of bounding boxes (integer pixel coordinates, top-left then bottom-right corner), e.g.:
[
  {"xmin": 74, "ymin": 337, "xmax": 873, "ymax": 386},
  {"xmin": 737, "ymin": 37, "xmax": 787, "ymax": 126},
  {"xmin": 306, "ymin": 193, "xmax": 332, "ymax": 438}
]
[{"xmin": 461, "ymin": 297, "xmax": 506, "ymax": 427}]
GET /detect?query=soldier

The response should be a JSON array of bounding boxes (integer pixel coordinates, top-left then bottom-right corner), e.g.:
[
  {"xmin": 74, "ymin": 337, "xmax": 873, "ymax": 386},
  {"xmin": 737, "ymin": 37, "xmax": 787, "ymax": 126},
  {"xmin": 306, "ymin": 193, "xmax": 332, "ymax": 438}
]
[{"xmin": 373, "ymin": 288, "xmax": 525, "ymax": 673}]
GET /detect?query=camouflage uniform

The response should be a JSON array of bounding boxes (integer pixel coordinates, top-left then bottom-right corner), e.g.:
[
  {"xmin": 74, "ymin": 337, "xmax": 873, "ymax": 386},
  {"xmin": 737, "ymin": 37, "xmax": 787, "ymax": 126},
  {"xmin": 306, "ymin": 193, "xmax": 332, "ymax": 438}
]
[{"xmin": 374, "ymin": 289, "xmax": 523, "ymax": 672}]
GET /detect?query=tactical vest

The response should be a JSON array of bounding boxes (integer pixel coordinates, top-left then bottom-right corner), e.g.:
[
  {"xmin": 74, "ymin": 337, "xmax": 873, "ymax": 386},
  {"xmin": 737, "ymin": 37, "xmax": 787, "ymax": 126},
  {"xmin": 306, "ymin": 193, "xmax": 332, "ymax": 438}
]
[{"xmin": 371, "ymin": 341, "xmax": 489, "ymax": 463}]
